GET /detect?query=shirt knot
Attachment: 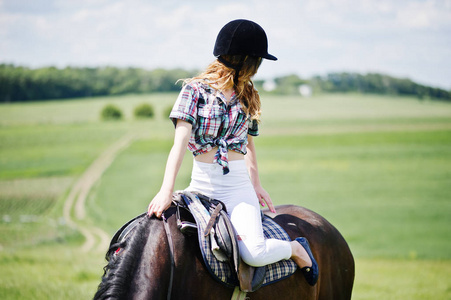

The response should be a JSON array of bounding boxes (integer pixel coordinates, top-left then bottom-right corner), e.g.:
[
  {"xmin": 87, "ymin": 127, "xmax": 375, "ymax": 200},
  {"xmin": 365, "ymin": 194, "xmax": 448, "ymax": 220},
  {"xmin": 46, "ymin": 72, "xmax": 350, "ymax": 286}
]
[{"xmin": 214, "ymin": 138, "xmax": 230, "ymax": 175}]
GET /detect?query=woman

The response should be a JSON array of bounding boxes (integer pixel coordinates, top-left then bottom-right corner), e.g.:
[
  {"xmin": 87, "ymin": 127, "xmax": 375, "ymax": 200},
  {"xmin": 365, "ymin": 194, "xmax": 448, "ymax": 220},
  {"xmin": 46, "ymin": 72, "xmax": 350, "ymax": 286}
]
[{"xmin": 147, "ymin": 19, "xmax": 318, "ymax": 286}]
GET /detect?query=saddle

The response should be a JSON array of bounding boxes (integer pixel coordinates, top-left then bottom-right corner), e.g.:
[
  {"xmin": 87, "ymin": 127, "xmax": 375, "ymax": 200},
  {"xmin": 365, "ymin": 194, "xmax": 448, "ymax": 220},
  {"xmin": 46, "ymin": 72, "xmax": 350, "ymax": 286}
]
[
  {"xmin": 173, "ymin": 191, "xmax": 265, "ymax": 292},
  {"xmin": 173, "ymin": 191, "xmax": 297, "ymax": 292}
]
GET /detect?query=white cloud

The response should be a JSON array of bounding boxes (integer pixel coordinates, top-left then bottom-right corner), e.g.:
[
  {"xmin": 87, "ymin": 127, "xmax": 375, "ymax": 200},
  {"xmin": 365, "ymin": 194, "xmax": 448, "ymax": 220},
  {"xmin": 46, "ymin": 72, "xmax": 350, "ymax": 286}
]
[
  {"xmin": 0, "ymin": 0, "xmax": 450, "ymax": 88},
  {"xmin": 396, "ymin": 0, "xmax": 451, "ymax": 29}
]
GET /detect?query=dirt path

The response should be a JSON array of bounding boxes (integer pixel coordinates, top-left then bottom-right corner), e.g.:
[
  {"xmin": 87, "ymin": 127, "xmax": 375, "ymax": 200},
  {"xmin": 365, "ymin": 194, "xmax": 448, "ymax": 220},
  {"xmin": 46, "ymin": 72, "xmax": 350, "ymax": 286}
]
[{"xmin": 63, "ymin": 132, "xmax": 138, "ymax": 252}]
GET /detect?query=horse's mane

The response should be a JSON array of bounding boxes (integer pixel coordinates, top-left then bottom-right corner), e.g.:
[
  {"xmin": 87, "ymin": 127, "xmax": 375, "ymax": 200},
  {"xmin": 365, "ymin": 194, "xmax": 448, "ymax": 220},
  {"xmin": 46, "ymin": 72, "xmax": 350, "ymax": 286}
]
[{"xmin": 93, "ymin": 215, "xmax": 152, "ymax": 300}]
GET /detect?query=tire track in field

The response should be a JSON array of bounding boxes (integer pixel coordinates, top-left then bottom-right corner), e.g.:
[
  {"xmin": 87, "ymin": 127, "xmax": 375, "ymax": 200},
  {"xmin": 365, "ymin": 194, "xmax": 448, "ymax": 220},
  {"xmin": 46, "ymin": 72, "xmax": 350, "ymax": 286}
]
[{"xmin": 63, "ymin": 132, "xmax": 138, "ymax": 253}]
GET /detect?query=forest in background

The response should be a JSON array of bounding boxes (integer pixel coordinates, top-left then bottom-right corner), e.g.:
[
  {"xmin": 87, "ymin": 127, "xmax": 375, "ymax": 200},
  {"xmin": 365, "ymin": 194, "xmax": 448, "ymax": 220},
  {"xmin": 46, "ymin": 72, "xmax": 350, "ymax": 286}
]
[{"xmin": 1, "ymin": 64, "xmax": 450, "ymax": 102}]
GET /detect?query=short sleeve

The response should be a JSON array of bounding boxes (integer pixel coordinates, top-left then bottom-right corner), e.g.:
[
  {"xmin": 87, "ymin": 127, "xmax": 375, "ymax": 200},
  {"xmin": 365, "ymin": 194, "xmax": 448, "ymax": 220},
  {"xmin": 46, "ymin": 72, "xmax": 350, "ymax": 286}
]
[
  {"xmin": 248, "ymin": 119, "xmax": 259, "ymax": 136},
  {"xmin": 169, "ymin": 84, "xmax": 199, "ymax": 127}
]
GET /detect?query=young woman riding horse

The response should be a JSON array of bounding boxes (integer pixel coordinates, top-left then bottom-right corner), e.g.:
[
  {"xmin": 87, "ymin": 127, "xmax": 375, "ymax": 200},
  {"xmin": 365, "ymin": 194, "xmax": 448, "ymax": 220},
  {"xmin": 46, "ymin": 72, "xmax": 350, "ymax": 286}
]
[{"xmin": 147, "ymin": 19, "xmax": 318, "ymax": 286}]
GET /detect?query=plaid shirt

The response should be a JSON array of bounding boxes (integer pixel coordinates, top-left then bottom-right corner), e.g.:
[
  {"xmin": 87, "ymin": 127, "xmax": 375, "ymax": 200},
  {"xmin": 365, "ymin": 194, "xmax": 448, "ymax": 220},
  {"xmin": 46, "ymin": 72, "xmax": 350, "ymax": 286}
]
[{"xmin": 170, "ymin": 81, "xmax": 259, "ymax": 174}]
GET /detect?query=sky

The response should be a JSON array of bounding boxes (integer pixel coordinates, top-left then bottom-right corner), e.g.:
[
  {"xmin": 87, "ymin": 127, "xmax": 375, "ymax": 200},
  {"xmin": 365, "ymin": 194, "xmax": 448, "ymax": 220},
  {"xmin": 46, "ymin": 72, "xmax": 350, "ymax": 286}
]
[{"xmin": 1, "ymin": 0, "xmax": 451, "ymax": 89}]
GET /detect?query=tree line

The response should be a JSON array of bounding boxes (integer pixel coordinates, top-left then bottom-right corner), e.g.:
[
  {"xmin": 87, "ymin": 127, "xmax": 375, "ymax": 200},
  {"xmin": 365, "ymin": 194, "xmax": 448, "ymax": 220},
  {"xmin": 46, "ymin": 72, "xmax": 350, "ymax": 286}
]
[
  {"xmin": 258, "ymin": 73, "xmax": 450, "ymax": 101},
  {"xmin": 0, "ymin": 64, "xmax": 196, "ymax": 102},
  {"xmin": 313, "ymin": 73, "xmax": 450, "ymax": 100},
  {"xmin": 1, "ymin": 64, "xmax": 450, "ymax": 102}
]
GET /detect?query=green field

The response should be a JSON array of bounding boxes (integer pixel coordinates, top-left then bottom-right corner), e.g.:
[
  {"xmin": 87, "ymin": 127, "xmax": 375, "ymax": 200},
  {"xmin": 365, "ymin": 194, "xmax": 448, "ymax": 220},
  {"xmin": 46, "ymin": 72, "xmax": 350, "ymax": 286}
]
[{"xmin": 0, "ymin": 93, "xmax": 450, "ymax": 299}]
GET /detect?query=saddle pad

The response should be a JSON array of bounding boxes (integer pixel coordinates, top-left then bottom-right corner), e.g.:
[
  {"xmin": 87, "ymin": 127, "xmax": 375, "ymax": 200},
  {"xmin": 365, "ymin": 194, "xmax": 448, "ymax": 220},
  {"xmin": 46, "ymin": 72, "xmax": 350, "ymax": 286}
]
[
  {"xmin": 182, "ymin": 192, "xmax": 297, "ymax": 288},
  {"xmin": 260, "ymin": 215, "xmax": 298, "ymax": 286}
]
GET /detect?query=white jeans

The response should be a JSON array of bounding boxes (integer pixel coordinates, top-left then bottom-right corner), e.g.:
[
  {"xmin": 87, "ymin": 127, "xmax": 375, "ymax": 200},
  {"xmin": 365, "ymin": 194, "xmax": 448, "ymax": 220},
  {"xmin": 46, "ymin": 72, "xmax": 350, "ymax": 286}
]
[{"xmin": 186, "ymin": 160, "xmax": 292, "ymax": 267}]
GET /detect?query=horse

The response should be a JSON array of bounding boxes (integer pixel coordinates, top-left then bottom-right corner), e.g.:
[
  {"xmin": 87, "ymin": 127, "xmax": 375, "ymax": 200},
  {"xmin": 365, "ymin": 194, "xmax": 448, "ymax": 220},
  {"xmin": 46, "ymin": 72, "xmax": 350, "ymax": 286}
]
[{"xmin": 94, "ymin": 204, "xmax": 355, "ymax": 300}]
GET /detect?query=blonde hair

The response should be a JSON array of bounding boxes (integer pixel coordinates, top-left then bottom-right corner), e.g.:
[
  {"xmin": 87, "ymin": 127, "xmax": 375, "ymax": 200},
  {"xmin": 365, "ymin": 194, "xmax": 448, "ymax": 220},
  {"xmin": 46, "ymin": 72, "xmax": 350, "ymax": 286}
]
[{"xmin": 186, "ymin": 55, "xmax": 262, "ymax": 121}]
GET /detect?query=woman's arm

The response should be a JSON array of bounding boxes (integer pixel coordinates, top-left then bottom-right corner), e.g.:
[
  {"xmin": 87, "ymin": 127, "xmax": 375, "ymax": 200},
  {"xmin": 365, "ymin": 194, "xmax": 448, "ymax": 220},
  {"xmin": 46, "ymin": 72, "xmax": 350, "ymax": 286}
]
[
  {"xmin": 245, "ymin": 135, "xmax": 276, "ymax": 213},
  {"xmin": 147, "ymin": 120, "xmax": 192, "ymax": 218}
]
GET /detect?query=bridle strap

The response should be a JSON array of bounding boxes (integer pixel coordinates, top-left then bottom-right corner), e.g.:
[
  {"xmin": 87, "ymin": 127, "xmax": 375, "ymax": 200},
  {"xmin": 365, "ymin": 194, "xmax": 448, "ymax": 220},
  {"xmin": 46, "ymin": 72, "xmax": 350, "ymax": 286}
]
[{"xmin": 163, "ymin": 213, "xmax": 175, "ymax": 300}]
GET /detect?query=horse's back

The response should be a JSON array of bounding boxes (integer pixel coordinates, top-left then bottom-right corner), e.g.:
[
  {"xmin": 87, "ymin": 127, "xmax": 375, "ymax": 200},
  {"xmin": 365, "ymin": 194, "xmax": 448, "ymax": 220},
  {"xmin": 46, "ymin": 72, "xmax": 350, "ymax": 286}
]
[
  {"xmin": 169, "ymin": 204, "xmax": 355, "ymax": 300},
  {"xmin": 265, "ymin": 205, "xmax": 355, "ymax": 300},
  {"xmin": 95, "ymin": 204, "xmax": 354, "ymax": 300}
]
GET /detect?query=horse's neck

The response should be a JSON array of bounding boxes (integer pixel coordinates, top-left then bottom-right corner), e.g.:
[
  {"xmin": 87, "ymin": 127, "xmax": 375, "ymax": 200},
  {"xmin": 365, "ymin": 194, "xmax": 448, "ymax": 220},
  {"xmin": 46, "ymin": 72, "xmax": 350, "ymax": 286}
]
[{"xmin": 129, "ymin": 218, "xmax": 169, "ymax": 298}]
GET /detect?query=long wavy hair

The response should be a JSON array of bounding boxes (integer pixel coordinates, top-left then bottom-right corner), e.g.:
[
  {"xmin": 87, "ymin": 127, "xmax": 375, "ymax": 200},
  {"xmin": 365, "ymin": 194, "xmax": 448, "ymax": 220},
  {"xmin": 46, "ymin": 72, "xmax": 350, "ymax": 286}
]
[{"xmin": 186, "ymin": 55, "xmax": 262, "ymax": 121}]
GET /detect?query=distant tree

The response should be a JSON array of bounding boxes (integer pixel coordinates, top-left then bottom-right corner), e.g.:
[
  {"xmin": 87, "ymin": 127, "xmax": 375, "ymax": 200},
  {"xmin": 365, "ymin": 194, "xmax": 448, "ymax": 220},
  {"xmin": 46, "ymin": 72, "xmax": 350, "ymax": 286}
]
[
  {"xmin": 134, "ymin": 103, "xmax": 155, "ymax": 119},
  {"xmin": 101, "ymin": 104, "xmax": 123, "ymax": 120},
  {"xmin": 309, "ymin": 72, "xmax": 451, "ymax": 101},
  {"xmin": 272, "ymin": 74, "xmax": 308, "ymax": 94}
]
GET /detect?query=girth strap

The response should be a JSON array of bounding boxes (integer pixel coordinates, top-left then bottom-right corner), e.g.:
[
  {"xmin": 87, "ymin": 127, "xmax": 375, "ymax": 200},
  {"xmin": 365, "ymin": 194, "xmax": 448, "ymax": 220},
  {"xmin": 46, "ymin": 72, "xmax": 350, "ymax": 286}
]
[{"xmin": 204, "ymin": 202, "xmax": 223, "ymax": 236}]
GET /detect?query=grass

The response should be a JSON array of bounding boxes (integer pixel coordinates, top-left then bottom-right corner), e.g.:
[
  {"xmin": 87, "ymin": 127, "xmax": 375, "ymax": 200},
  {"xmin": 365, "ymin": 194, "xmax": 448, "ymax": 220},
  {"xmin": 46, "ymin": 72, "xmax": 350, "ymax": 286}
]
[
  {"xmin": 353, "ymin": 258, "xmax": 451, "ymax": 299},
  {"xmin": 256, "ymin": 130, "xmax": 451, "ymax": 259},
  {"xmin": 0, "ymin": 92, "xmax": 450, "ymax": 299},
  {"xmin": 0, "ymin": 244, "xmax": 104, "ymax": 299},
  {"xmin": 0, "ymin": 93, "xmax": 176, "ymax": 126}
]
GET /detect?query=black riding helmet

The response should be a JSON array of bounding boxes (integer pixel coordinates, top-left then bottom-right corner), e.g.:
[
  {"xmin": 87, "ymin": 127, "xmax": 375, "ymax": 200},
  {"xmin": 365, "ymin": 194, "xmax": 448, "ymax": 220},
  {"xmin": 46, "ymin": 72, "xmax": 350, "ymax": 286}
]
[
  {"xmin": 213, "ymin": 19, "xmax": 277, "ymax": 85},
  {"xmin": 214, "ymin": 19, "xmax": 277, "ymax": 61}
]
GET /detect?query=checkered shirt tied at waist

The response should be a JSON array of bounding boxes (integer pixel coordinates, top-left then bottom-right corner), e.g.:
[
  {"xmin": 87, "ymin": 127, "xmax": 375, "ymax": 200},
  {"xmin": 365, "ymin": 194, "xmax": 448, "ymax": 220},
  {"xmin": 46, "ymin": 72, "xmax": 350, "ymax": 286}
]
[{"xmin": 170, "ymin": 81, "xmax": 259, "ymax": 175}]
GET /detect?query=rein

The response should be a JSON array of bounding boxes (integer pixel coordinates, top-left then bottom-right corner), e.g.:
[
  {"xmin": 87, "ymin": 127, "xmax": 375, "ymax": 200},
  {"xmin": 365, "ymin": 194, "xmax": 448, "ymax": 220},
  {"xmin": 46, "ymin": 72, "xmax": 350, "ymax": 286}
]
[{"xmin": 162, "ymin": 213, "xmax": 175, "ymax": 300}]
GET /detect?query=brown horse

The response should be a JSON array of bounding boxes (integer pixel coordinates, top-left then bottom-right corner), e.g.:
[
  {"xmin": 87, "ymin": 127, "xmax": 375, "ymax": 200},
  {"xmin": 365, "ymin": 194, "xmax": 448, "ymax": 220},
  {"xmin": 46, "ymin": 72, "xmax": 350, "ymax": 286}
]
[{"xmin": 94, "ymin": 205, "xmax": 354, "ymax": 300}]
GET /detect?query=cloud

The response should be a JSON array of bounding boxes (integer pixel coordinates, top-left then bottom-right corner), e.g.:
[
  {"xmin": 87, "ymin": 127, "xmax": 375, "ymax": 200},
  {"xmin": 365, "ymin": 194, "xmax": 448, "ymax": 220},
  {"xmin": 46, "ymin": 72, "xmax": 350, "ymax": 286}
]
[
  {"xmin": 0, "ymin": 0, "xmax": 450, "ymax": 88},
  {"xmin": 251, "ymin": 0, "xmax": 451, "ymax": 88},
  {"xmin": 396, "ymin": 0, "xmax": 451, "ymax": 29}
]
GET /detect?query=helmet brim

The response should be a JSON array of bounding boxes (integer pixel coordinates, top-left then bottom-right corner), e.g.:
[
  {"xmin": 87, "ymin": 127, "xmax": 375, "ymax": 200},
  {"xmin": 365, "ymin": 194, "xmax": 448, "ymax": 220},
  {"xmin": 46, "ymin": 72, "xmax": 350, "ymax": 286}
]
[{"xmin": 263, "ymin": 53, "xmax": 278, "ymax": 61}]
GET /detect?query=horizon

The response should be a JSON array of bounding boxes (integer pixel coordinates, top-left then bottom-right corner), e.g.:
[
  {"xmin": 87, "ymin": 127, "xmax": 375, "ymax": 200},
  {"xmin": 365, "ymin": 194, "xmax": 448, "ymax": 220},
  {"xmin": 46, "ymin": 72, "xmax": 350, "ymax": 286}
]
[{"xmin": 3, "ymin": 63, "xmax": 448, "ymax": 92}]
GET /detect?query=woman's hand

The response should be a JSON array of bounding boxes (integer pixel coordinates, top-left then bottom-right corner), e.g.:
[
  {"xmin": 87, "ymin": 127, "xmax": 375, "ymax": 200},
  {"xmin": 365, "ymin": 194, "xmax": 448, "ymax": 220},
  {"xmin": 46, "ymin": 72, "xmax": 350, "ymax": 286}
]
[
  {"xmin": 254, "ymin": 185, "xmax": 276, "ymax": 213},
  {"xmin": 147, "ymin": 189, "xmax": 173, "ymax": 218}
]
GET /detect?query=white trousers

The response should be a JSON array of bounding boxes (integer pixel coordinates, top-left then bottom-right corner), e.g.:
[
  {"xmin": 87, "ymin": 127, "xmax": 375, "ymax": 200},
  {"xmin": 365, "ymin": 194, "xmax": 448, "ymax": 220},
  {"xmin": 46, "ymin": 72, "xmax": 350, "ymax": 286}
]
[{"xmin": 186, "ymin": 160, "xmax": 292, "ymax": 267}]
